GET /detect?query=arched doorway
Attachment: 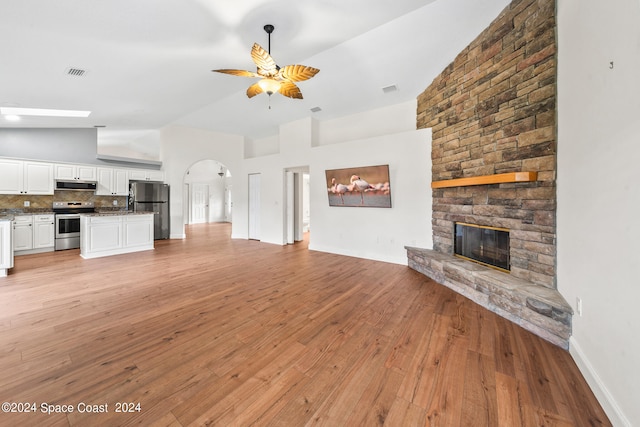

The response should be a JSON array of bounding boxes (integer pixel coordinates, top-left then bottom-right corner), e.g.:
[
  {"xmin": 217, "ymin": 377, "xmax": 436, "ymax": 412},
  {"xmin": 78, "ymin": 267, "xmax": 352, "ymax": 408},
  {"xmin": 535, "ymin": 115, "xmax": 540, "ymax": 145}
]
[{"xmin": 183, "ymin": 160, "xmax": 232, "ymax": 225}]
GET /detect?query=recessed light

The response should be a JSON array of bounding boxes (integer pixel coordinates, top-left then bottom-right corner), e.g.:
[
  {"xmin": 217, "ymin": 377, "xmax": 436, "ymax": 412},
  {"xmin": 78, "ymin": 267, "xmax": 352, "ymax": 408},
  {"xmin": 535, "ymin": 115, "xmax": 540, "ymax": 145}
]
[
  {"xmin": 4, "ymin": 114, "xmax": 21, "ymax": 122},
  {"xmin": 0, "ymin": 107, "xmax": 91, "ymax": 117}
]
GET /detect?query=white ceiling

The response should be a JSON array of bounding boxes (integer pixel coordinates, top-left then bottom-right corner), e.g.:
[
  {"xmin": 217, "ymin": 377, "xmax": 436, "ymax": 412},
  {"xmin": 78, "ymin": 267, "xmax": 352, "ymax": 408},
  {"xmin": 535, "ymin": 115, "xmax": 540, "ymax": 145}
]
[{"xmin": 0, "ymin": 0, "xmax": 510, "ymax": 142}]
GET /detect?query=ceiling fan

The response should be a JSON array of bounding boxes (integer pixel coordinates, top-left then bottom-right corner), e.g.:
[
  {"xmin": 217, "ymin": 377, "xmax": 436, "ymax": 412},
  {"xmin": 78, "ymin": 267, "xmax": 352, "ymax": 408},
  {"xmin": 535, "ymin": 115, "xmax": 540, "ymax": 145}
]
[{"xmin": 212, "ymin": 24, "xmax": 320, "ymax": 102}]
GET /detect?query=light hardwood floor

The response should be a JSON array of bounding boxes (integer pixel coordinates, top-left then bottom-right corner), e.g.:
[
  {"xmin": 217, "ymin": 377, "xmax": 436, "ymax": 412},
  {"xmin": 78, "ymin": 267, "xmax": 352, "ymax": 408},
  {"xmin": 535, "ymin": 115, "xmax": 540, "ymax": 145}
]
[{"xmin": 0, "ymin": 223, "xmax": 610, "ymax": 426}]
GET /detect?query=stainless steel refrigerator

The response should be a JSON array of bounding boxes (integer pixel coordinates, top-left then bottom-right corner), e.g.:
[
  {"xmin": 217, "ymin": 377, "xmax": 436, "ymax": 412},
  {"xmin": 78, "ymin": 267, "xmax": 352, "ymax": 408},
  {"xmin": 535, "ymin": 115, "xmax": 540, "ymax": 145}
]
[{"xmin": 129, "ymin": 181, "xmax": 170, "ymax": 239}]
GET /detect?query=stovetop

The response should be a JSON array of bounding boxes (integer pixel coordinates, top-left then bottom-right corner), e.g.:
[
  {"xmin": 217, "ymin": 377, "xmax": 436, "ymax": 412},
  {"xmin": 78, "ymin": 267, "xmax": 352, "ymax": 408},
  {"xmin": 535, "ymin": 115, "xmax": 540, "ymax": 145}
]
[{"xmin": 52, "ymin": 201, "xmax": 95, "ymax": 214}]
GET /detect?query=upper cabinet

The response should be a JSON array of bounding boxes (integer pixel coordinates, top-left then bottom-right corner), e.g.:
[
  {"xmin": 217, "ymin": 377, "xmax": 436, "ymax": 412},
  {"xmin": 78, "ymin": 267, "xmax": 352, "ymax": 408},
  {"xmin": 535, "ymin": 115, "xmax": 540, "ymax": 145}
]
[
  {"xmin": 0, "ymin": 159, "xmax": 54, "ymax": 195},
  {"xmin": 55, "ymin": 164, "xmax": 97, "ymax": 181},
  {"xmin": 96, "ymin": 167, "xmax": 129, "ymax": 196},
  {"xmin": 128, "ymin": 169, "xmax": 164, "ymax": 182}
]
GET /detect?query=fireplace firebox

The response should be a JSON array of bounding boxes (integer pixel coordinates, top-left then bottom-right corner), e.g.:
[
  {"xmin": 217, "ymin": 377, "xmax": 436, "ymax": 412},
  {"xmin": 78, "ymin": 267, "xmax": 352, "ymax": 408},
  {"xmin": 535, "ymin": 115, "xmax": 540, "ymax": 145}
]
[{"xmin": 454, "ymin": 222, "xmax": 510, "ymax": 272}]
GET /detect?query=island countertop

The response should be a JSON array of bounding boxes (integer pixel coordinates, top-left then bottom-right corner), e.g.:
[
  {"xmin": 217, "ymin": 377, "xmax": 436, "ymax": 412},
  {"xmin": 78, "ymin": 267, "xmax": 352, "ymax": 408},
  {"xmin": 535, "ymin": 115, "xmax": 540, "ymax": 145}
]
[{"xmin": 82, "ymin": 211, "xmax": 156, "ymax": 217}]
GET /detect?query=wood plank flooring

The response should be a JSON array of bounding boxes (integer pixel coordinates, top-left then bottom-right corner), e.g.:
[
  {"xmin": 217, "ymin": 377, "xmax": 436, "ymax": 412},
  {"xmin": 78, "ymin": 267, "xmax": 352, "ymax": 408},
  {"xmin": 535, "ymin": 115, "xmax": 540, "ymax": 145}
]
[{"xmin": 0, "ymin": 223, "xmax": 610, "ymax": 426}]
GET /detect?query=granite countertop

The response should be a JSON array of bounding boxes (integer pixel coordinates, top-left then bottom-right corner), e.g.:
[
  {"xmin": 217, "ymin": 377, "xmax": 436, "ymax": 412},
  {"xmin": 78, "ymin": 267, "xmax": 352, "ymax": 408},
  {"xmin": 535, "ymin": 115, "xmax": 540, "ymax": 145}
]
[
  {"xmin": 82, "ymin": 211, "xmax": 156, "ymax": 217},
  {"xmin": 0, "ymin": 211, "xmax": 56, "ymax": 221}
]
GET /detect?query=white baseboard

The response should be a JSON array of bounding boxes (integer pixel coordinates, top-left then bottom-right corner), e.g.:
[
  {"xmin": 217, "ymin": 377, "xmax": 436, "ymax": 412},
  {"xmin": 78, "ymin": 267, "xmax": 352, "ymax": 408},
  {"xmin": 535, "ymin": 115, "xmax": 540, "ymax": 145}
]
[
  {"xmin": 570, "ymin": 337, "xmax": 631, "ymax": 426},
  {"xmin": 170, "ymin": 233, "xmax": 186, "ymax": 239}
]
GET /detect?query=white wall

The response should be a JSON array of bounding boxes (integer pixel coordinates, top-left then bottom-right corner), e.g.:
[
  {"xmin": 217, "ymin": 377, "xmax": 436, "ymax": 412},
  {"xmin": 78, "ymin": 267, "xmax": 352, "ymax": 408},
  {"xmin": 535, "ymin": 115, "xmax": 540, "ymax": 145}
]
[
  {"xmin": 309, "ymin": 129, "xmax": 432, "ymax": 264},
  {"xmin": 235, "ymin": 101, "xmax": 432, "ymax": 264},
  {"xmin": 557, "ymin": 0, "xmax": 640, "ymax": 425}
]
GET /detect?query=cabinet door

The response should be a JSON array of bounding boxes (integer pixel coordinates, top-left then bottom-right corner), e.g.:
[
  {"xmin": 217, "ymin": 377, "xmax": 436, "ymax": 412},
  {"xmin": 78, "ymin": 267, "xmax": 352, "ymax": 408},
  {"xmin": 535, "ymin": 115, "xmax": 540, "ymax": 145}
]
[
  {"xmin": 55, "ymin": 164, "xmax": 76, "ymax": 180},
  {"xmin": 24, "ymin": 162, "xmax": 54, "ymax": 194},
  {"xmin": 33, "ymin": 216, "xmax": 55, "ymax": 248},
  {"xmin": 13, "ymin": 223, "xmax": 33, "ymax": 251},
  {"xmin": 113, "ymin": 169, "xmax": 129, "ymax": 195},
  {"xmin": 77, "ymin": 166, "xmax": 97, "ymax": 181},
  {"xmin": 128, "ymin": 170, "xmax": 147, "ymax": 181},
  {"xmin": 96, "ymin": 168, "xmax": 113, "ymax": 195},
  {"xmin": 87, "ymin": 218, "xmax": 122, "ymax": 252},
  {"xmin": 0, "ymin": 159, "xmax": 23, "ymax": 194},
  {"xmin": 124, "ymin": 216, "xmax": 154, "ymax": 247},
  {"xmin": 147, "ymin": 170, "xmax": 164, "ymax": 181}
]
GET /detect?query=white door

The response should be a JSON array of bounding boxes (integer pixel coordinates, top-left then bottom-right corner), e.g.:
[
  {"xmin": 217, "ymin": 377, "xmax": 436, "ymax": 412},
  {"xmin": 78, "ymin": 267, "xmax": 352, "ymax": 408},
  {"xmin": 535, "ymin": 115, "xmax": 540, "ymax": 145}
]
[
  {"xmin": 225, "ymin": 184, "xmax": 233, "ymax": 222},
  {"xmin": 191, "ymin": 184, "xmax": 208, "ymax": 224},
  {"xmin": 248, "ymin": 174, "xmax": 261, "ymax": 240},
  {"xmin": 286, "ymin": 171, "xmax": 294, "ymax": 244}
]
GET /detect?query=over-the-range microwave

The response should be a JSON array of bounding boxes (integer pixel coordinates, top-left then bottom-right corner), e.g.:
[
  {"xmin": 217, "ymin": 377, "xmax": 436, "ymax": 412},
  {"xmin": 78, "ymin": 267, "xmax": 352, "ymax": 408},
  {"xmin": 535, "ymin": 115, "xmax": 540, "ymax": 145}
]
[{"xmin": 55, "ymin": 180, "xmax": 97, "ymax": 191}]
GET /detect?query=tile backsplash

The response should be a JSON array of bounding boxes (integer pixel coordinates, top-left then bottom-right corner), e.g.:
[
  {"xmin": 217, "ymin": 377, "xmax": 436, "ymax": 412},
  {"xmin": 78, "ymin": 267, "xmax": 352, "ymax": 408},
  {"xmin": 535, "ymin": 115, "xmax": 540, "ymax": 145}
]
[{"xmin": 0, "ymin": 191, "xmax": 128, "ymax": 212}]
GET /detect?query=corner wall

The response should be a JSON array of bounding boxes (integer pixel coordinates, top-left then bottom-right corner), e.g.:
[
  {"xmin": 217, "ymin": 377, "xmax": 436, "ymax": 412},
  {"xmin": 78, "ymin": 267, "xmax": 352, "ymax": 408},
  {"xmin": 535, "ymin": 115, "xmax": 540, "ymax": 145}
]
[{"xmin": 557, "ymin": 0, "xmax": 640, "ymax": 425}]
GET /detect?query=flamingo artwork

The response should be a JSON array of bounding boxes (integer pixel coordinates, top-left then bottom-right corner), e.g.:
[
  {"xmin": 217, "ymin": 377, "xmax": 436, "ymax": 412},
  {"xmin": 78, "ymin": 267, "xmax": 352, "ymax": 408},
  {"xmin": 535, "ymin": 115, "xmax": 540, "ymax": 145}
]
[
  {"xmin": 325, "ymin": 165, "xmax": 391, "ymax": 208},
  {"xmin": 330, "ymin": 178, "xmax": 350, "ymax": 205},
  {"xmin": 350, "ymin": 174, "xmax": 374, "ymax": 205}
]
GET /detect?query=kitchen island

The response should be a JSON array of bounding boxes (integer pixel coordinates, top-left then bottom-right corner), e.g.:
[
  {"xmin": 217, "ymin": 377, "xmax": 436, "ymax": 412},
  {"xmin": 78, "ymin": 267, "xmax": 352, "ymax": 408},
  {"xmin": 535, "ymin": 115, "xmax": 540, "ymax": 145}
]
[{"xmin": 80, "ymin": 212, "xmax": 154, "ymax": 259}]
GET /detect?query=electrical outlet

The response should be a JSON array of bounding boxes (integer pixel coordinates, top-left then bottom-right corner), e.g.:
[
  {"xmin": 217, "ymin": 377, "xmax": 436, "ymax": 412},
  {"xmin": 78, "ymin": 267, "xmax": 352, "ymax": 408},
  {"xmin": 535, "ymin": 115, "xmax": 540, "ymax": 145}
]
[
  {"xmin": 576, "ymin": 297, "xmax": 583, "ymax": 316},
  {"xmin": 113, "ymin": 200, "xmax": 118, "ymax": 206},
  {"xmin": 24, "ymin": 201, "xmax": 30, "ymax": 207}
]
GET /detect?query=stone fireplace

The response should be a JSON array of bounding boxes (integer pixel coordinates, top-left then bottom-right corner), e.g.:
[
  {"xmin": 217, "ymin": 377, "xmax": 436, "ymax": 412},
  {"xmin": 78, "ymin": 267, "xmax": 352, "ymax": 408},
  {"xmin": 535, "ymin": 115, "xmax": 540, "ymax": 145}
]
[{"xmin": 406, "ymin": 0, "xmax": 572, "ymax": 348}]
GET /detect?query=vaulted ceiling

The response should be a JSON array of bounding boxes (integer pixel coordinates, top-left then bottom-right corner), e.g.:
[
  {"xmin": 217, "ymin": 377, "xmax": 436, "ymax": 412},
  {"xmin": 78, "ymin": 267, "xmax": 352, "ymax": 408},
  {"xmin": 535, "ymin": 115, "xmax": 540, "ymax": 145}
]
[{"xmin": 0, "ymin": 0, "xmax": 510, "ymax": 142}]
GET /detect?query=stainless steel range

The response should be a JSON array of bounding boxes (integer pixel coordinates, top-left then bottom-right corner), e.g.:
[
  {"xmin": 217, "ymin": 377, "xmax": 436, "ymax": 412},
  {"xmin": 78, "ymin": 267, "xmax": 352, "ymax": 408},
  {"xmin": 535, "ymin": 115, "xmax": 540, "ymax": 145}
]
[{"xmin": 53, "ymin": 201, "xmax": 95, "ymax": 250}]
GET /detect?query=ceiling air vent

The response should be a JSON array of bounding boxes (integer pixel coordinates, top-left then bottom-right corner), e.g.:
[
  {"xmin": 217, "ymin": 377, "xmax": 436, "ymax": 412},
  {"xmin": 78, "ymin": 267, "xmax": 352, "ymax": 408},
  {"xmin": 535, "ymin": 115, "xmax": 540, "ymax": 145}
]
[
  {"xmin": 66, "ymin": 67, "xmax": 87, "ymax": 77},
  {"xmin": 310, "ymin": 107, "xmax": 322, "ymax": 113},
  {"xmin": 382, "ymin": 84, "xmax": 398, "ymax": 94}
]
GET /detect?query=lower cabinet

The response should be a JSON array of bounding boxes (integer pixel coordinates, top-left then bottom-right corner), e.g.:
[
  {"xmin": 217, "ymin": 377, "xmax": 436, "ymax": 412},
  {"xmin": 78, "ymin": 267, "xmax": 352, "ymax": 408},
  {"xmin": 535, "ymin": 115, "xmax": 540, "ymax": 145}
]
[
  {"xmin": 80, "ymin": 214, "xmax": 154, "ymax": 259},
  {"xmin": 0, "ymin": 221, "xmax": 13, "ymax": 277},
  {"xmin": 13, "ymin": 214, "xmax": 55, "ymax": 255},
  {"xmin": 33, "ymin": 215, "xmax": 55, "ymax": 249}
]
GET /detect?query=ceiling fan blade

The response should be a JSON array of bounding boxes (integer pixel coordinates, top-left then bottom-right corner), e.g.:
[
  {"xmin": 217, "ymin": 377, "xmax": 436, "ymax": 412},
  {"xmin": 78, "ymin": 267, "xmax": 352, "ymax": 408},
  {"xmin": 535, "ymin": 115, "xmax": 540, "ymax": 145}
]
[
  {"xmin": 213, "ymin": 69, "xmax": 260, "ymax": 78},
  {"xmin": 246, "ymin": 82, "xmax": 264, "ymax": 98},
  {"xmin": 278, "ymin": 81, "xmax": 303, "ymax": 99},
  {"xmin": 279, "ymin": 65, "xmax": 320, "ymax": 82},
  {"xmin": 251, "ymin": 43, "xmax": 278, "ymax": 76}
]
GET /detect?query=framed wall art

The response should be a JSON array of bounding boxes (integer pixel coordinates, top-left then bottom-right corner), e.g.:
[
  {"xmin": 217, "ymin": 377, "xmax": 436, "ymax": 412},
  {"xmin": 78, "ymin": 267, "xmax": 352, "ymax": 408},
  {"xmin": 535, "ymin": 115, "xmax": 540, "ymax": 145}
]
[{"xmin": 325, "ymin": 164, "xmax": 391, "ymax": 208}]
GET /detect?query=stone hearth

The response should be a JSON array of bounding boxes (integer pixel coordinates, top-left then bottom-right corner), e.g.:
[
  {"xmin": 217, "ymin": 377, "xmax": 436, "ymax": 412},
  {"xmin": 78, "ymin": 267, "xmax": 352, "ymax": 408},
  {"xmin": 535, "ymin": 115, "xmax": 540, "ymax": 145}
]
[{"xmin": 406, "ymin": 247, "xmax": 571, "ymax": 348}]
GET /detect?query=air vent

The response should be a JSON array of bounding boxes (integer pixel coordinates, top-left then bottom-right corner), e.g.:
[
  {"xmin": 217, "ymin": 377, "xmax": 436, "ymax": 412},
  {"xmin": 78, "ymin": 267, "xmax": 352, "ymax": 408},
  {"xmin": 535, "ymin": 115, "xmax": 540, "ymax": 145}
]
[
  {"xmin": 310, "ymin": 106, "xmax": 322, "ymax": 113},
  {"xmin": 382, "ymin": 84, "xmax": 398, "ymax": 94},
  {"xmin": 66, "ymin": 67, "xmax": 87, "ymax": 77}
]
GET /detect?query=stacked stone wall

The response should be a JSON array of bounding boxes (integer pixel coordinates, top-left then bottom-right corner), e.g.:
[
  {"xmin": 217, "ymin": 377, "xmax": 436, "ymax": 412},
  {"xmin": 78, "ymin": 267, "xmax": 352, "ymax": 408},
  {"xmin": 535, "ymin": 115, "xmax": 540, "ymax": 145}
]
[{"xmin": 417, "ymin": 0, "xmax": 557, "ymax": 288}]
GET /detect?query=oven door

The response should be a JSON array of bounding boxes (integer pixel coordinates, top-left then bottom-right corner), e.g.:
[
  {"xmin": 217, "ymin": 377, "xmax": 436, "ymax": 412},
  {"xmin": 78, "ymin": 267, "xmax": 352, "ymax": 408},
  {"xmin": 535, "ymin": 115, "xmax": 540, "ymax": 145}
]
[{"xmin": 55, "ymin": 214, "xmax": 81, "ymax": 238}]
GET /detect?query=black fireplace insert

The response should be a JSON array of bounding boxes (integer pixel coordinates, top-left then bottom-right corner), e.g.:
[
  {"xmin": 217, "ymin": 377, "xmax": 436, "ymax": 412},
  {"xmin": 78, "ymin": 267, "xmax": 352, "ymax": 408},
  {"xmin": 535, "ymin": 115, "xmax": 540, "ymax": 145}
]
[{"xmin": 454, "ymin": 222, "xmax": 510, "ymax": 272}]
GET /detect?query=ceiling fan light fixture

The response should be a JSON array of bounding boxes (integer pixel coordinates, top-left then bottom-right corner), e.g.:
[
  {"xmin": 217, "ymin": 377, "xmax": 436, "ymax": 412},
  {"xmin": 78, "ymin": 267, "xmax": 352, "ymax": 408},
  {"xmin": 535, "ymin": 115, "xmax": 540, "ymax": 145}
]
[
  {"xmin": 258, "ymin": 78, "xmax": 281, "ymax": 95},
  {"xmin": 212, "ymin": 24, "xmax": 319, "ymax": 104}
]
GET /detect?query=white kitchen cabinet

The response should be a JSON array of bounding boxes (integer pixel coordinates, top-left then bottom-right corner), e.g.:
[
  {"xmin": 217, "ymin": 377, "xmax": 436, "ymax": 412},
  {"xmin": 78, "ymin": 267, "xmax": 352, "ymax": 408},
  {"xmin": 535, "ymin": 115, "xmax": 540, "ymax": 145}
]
[
  {"xmin": 55, "ymin": 164, "xmax": 97, "ymax": 181},
  {"xmin": 129, "ymin": 169, "xmax": 164, "ymax": 182},
  {"xmin": 0, "ymin": 220, "xmax": 13, "ymax": 277},
  {"xmin": 96, "ymin": 167, "xmax": 129, "ymax": 196},
  {"xmin": 0, "ymin": 159, "xmax": 54, "ymax": 195},
  {"xmin": 80, "ymin": 214, "xmax": 154, "ymax": 259},
  {"xmin": 13, "ymin": 215, "xmax": 33, "ymax": 251},
  {"xmin": 33, "ymin": 214, "xmax": 55, "ymax": 249},
  {"xmin": 13, "ymin": 214, "xmax": 55, "ymax": 254}
]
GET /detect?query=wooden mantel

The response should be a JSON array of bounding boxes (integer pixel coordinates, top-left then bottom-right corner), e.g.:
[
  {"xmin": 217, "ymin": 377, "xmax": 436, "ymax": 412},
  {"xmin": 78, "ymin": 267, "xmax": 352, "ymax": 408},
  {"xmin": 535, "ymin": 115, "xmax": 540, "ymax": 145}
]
[{"xmin": 431, "ymin": 171, "xmax": 538, "ymax": 189}]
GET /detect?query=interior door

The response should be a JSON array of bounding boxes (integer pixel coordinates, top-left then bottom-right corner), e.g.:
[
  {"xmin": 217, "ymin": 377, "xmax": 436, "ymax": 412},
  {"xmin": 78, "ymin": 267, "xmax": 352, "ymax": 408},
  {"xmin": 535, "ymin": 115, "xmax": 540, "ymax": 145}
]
[
  {"xmin": 191, "ymin": 183, "xmax": 208, "ymax": 224},
  {"xmin": 286, "ymin": 171, "xmax": 294, "ymax": 244},
  {"xmin": 248, "ymin": 173, "xmax": 261, "ymax": 240}
]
